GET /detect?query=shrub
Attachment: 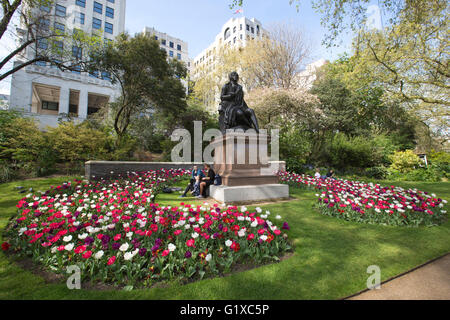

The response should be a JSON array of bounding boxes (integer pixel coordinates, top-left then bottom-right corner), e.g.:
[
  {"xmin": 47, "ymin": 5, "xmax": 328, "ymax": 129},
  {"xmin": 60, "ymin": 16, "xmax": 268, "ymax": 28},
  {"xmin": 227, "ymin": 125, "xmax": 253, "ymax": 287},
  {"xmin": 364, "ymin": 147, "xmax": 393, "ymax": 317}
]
[
  {"xmin": 389, "ymin": 150, "xmax": 421, "ymax": 173},
  {"xmin": 324, "ymin": 133, "xmax": 376, "ymax": 169},
  {"xmin": 429, "ymin": 151, "xmax": 450, "ymax": 177},
  {"xmin": 364, "ymin": 166, "xmax": 388, "ymax": 179},
  {"xmin": 46, "ymin": 121, "xmax": 111, "ymax": 164}
]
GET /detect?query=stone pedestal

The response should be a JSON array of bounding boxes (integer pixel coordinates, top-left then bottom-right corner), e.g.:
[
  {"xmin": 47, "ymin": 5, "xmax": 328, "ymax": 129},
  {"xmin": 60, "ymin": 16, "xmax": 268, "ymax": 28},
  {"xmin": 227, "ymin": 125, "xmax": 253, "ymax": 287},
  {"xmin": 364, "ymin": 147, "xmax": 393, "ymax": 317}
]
[
  {"xmin": 212, "ymin": 132, "xmax": 279, "ymax": 186},
  {"xmin": 210, "ymin": 184, "xmax": 289, "ymax": 205},
  {"xmin": 210, "ymin": 131, "xmax": 289, "ymax": 204}
]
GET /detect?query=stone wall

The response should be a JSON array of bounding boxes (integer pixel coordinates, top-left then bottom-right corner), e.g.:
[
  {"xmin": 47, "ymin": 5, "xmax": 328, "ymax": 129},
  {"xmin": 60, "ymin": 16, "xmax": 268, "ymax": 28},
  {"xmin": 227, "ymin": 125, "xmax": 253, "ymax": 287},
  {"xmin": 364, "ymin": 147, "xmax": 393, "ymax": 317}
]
[{"xmin": 85, "ymin": 161, "xmax": 286, "ymax": 180}]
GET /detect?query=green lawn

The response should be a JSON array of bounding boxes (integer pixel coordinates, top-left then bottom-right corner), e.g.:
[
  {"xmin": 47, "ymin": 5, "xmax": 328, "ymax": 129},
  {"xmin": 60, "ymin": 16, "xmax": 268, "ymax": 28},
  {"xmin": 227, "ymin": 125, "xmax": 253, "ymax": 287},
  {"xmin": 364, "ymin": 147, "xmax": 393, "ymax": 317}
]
[{"xmin": 0, "ymin": 176, "xmax": 449, "ymax": 300}]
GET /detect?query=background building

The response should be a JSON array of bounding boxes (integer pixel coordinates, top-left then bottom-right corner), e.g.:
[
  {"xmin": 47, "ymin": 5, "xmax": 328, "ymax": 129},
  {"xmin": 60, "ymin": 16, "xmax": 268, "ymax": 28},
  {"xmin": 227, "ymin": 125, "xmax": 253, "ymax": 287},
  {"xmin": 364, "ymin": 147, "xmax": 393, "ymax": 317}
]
[
  {"xmin": 9, "ymin": 0, "xmax": 127, "ymax": 129},
  {"xmin": 192, "ymin": 16, "xmax": 263, "ymax": 79},
  {"xmin": 191, "ymin": 16, "xmax": 264, "ymax": 111},
  {"xmin": 142, "ymin": 26, "xmax": 191, "ymax": 73}
]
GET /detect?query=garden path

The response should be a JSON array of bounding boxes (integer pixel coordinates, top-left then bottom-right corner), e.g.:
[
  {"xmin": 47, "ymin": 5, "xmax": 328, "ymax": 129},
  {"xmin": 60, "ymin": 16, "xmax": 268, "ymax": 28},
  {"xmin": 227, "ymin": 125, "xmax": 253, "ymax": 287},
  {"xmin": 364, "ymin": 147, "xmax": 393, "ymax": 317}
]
[{"xmin": 347, "ymin": 254, "xmax": 450, "ymax": 300}]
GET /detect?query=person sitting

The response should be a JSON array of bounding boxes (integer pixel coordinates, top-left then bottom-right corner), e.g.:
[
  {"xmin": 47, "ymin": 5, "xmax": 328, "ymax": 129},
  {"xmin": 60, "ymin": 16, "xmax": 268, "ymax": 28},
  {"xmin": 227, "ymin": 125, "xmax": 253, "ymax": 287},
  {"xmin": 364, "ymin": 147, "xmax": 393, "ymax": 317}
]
[
  {"xmin": 180, "ymin": 165, "xmax": 204, "ymax": 198},
  {"xmin": 198, "ymin": 163, "xmax": 215, "ymax": 199},
  {"xmin": 314, "ymin": 168, "xmax": 321, "ymax": 179},
  {"xmin": 326, "ymin": 169, "xmax": 335, "ymax": 179}
]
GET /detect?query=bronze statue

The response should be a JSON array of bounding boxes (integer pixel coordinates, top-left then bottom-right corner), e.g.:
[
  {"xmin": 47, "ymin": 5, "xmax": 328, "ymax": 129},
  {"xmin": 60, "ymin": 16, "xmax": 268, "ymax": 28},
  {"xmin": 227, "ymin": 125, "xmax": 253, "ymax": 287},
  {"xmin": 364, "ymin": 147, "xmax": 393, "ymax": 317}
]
[{"xmin": 219, "ymin": 71, "xmax": 259, "ymax": 134}]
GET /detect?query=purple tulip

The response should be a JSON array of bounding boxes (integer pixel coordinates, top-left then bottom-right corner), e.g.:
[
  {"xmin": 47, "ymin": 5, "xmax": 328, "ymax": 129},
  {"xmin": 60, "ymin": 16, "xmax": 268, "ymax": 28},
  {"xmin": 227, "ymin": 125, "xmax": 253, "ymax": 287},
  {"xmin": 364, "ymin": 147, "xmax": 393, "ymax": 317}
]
[
  {"xmin": 112, "ymin": 242, "xmax": 120, "ymax": 250},
  {"xmin": 185, "ymin": 251, "xmax": 192, "ymax": 258},
  {"xmin": 139, "ymin": 248, "xmax": 147, "ymax": 257},
  {"xmin": 282, "ymin": 222, "xmax": 290, "ymax": 230}
]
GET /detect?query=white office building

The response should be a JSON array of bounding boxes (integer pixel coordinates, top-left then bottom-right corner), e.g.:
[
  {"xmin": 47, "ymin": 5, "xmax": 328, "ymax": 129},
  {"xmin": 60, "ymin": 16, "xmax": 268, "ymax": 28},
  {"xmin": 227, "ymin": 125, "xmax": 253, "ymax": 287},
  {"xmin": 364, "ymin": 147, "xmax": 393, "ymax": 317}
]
[
  {"xmin": 9, "ymin": 0, "xmax": 126, "ymax": 129},
  {"xmin": 191, "ymin": 16, "xmax": 264, "ymax": 110},
  {"xmin": 142, "ymin": 27, "xmax": 191, "ymax": 72},
  {"xmin": 192, "ymin": 16, "xmax": 263, "ymax": 78}
]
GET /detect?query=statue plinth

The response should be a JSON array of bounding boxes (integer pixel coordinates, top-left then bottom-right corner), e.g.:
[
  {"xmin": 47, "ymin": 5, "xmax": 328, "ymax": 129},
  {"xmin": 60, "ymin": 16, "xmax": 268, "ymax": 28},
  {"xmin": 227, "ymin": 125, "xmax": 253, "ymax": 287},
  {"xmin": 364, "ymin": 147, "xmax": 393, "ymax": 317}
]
[{"xmin": 212, "ymin": 132, "xmax": 279, "ymax": 187}]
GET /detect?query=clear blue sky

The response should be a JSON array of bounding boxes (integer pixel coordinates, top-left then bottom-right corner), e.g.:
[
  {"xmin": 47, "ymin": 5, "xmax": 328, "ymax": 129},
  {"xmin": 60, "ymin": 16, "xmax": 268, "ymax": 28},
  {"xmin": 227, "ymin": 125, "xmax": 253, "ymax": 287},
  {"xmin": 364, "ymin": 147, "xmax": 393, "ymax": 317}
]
[{"xmin": 124, "ymin": 0, "xmax": 354, "ymax": 62}]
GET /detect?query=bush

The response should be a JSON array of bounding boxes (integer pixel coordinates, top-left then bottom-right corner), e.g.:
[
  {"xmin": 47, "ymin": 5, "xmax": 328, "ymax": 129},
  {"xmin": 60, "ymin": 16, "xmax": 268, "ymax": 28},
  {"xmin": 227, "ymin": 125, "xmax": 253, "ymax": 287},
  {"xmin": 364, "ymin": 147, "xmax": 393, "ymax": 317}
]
[
  {"xmin": 46, "ymin": 121, "xmax": 111, "ymax": 164},
  {"xmin": 323, "ymin": 133, "xmax": 376, "ymax": 169},
  {"xmin": 389, "ymin": 150, "xmax": 421, "ymax": 173},
  {"xmin": 364, "ymin": 166, "xmax": 388, "ymax": 179},
  {"xmin": 429, "ymin": 151, "xmax": 450, "ymax": 177}
]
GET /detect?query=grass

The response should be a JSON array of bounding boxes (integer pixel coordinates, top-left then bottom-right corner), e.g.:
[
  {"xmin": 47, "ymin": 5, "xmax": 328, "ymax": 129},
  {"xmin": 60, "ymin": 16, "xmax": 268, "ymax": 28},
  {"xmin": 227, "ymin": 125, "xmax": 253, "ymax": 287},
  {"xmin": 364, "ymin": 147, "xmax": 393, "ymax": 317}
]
[{"xmin": 0, "ymin": 176, "xmax": 449, "ymax": 300}]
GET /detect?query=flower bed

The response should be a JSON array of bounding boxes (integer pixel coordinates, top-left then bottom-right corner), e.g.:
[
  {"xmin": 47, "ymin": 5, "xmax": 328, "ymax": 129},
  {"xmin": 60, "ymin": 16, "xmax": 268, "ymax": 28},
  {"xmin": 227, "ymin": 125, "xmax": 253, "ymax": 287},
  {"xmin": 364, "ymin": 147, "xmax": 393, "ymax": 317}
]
[
  {"xmin": 4, "ymin": 169, "xmax": 291, "ymax": 287},
  {"xmin": 279, "ymin": 171, "xmax": 448, "ymax": 226}
]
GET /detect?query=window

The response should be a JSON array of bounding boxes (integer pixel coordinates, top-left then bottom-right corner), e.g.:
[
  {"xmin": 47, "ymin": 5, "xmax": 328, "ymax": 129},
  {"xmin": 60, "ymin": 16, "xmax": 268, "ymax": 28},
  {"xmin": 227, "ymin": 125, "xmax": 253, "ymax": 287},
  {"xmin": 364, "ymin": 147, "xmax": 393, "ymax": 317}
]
[
  {"xmin": 105, "ymin": 22, "xmax": 113, "ymax": 34},
  {"xmin": 40, "ymin": 5, "xmax": 50, "ymax": 13},
  {"xmin": 93, "ymin": 2, "xmax": 103, "ymax": 14},
  {"xmin": 72, "ymin": 46, "xmax": 82, "ymax": 59},
  {"xmin": 76, "ymin": 0, "xmax": 86, "ymax": 8},
  {"xmin": 42, "ymin": 101, "xmax": 59, "ymax": 111},
  {"xmin": 169, "ymin": 41, "xmax": 174, "ymax": 48},
  {"xmin": 177, "ymin": 53, "xmax": 181, "ymax": 60},
  {"xmin": 256, "ymin": 25, "xmax": 260, "ymax": 35},
  {"xmin": 177, "ymin": 44, "xmax": 181, "ymax": 51},
  {"xmin": 224, "ymin": 27, "xmax": 231, "ymax": 40},
  {"xmin": 240, "ymin": 24, "xmax": 243, "ymax": 30},
  {"xmin": 35, "ymin": 61, "xmax": 47, "ymax": 67},
  {"xmin": 37, "ymin": 38, "xmax": 48, "ymax": 50},
  {"xmin": 106, "ymin": 7, "xmax": 114, "ymax": 18},
  {"xmin": 75, "ymin": 12, "xmax": 85, "ymax": 25},
  {"xmin": 69, "ymin": 104, "xmax": 78, "ymax": 114},
  {"xmin": 107, "ymin": 0, "xmax": 115, "ymax": 3},
  {"xmin": 233, "ymin": 26, "xmax": 236, "ymax": 33},
  {"xmin": 233, "ymin": 37, "xmax": 236, "ymax": 44},
  {"xmin": 55, "ymin": 4, "xmax": 66, "ymax": 17},
  {"xmin": 154, "ymin": 35, "xmax": 158, "ymax": 40},
  {"xmin": 246, "ymin": 24, "xmax": 250, "ymax": 31},
  {"xmin": 39, "ymin": 18, "xmax": 50, "ymax": 31},
  {"xmin": 161, "ymin": 39, "xmax": 166, "ymax": 45},
  {"xmin": 240, "ymin": 34, "xmax": 243, "ymax": 40},
  {"xmin": 169, "ymin": 50, "xmax": 173, "ymax": 57},
  {"xmin": 54, "ymin": 22, "xmax": 65, "ymax": 32},
  {"xmin": 251, "ymin": 27, "xmax": 254, "ymax": 33},
  {"xmin": 92, "ymin": 18, "xmax": 102, "ymax": 30}
]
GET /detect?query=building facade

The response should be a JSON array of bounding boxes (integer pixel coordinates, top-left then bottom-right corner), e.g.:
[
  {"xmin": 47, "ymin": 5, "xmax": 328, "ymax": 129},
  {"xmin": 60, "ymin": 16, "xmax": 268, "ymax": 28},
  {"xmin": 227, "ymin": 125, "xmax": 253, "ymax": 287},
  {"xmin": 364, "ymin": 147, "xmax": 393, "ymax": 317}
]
[
  {"xmin": 142, "ymin": 27, "xmax": 191, "ymax": 72},
  {"xmin": 191, "ymin": 16, "xmax": 264, "ymax": 111},
  {"xmin": 192, "ymin": 16, "xmax": 263, "ymax": 77},
  {"xmin": 9, "ymin": 0, "xmax": 126, "ymax": 129}
]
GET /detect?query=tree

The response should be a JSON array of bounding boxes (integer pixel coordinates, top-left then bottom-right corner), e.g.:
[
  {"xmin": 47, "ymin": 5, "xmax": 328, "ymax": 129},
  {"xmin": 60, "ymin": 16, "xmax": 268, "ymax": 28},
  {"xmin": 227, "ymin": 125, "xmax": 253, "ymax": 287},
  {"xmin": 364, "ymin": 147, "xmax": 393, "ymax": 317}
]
[
  {"xmin": 351, "ymin": 2, "xmax": 449, "ymax": 129},
  {"xmin": 89, "ymin": 33, "xmax": 188, "ymax": 141},
  {"xmin": 240, "ymin": 23, "xmax": 311, "ymax": 90},
  {"xmin": 0, "ymin": 0, "xmax": 98, "ymax": 81}
]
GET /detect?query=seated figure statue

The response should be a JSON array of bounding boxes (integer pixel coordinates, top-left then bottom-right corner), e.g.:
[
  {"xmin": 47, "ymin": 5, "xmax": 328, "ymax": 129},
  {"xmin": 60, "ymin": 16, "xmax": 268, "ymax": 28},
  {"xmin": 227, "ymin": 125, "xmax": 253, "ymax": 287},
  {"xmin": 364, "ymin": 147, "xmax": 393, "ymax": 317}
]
[{"xmin": 219, "ymin": 71, "xmax": 259, "ymax": 134}]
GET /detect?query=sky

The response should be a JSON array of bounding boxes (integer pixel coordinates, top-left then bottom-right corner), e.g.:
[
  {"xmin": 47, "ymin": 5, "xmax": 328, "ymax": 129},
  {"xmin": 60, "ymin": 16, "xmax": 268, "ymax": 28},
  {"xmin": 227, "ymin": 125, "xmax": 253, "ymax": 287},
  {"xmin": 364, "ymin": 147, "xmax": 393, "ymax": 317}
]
[
  {"xmin": 0, "ymin": 0, "xmax": 362, "ymax": 96},
  {"xmin": 124, "ymin": 0, "xmax": 355, "ymax": 61}
]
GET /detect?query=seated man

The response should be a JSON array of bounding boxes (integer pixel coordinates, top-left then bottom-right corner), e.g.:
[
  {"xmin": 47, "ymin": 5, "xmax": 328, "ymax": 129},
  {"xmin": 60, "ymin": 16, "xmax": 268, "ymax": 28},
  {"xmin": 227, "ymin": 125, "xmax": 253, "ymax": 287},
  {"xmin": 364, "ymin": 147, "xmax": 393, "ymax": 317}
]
[
  {"xmin": 180, "ymin": 165, "xmax": 204, "ymax": 198},
  {"xmin": 198, "ymin": 163, "xmax": 215, "ymax": 199}
]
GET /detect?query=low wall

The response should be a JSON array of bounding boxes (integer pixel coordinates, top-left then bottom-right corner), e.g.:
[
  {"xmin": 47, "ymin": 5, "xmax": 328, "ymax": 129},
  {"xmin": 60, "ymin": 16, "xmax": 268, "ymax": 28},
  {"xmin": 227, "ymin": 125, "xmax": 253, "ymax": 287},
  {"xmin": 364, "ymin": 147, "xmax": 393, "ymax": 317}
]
[{"xmin": 85, "ymin": 161, "xmax": 286, "ymax": 180}]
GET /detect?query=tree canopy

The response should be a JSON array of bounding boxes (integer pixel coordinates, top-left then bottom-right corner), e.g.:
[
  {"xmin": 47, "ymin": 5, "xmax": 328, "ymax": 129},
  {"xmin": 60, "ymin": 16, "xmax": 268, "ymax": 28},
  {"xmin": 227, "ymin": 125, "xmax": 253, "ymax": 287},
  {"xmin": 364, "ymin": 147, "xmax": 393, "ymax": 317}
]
[{"xmin": 89, "ymin": 33, "xmax": 188, "ymax": 139}]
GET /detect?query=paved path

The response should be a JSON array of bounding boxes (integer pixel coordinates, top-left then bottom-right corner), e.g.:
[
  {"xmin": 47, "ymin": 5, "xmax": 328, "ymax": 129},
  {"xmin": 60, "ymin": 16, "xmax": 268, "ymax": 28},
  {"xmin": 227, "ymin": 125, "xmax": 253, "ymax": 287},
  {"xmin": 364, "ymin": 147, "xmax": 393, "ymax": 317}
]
[{"xmin": 348, "ymin": 254, "xmax": 450, "ymax": 300}]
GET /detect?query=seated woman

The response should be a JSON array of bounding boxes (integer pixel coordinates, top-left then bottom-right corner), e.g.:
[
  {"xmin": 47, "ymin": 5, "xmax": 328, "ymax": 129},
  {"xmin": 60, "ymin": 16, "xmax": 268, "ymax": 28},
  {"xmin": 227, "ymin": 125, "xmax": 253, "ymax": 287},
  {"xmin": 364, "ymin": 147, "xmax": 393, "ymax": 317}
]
[
  {"xmin": 326, "ymin": 169, "xmax": 335, "ymax": 179},
  {"xmin": 180, "ymin": 165, "xmax": 204, "ymax": 198},
  {"xmin": 198, "ymin": 163, "xmax": 215, "ymax": 199}
]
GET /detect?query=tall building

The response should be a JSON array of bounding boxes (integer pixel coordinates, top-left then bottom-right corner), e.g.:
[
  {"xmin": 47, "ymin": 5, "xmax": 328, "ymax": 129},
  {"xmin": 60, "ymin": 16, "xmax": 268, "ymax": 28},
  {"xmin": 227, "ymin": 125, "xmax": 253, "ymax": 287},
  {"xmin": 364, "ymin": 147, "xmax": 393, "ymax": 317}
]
[
  {"xmin": 9, "ymin": 0, "xmax": 127, "ymax": 129},
  {"xmin": 142, "ymin": 27, "xmax": 191, "ymax": 73},
  {"xmin": 191, "ymin": 16, "xmax": 264, "ymax": 110},
  {"xmin": 192, "ymin": 17, "xmax": 263, "ymax": 76}
]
